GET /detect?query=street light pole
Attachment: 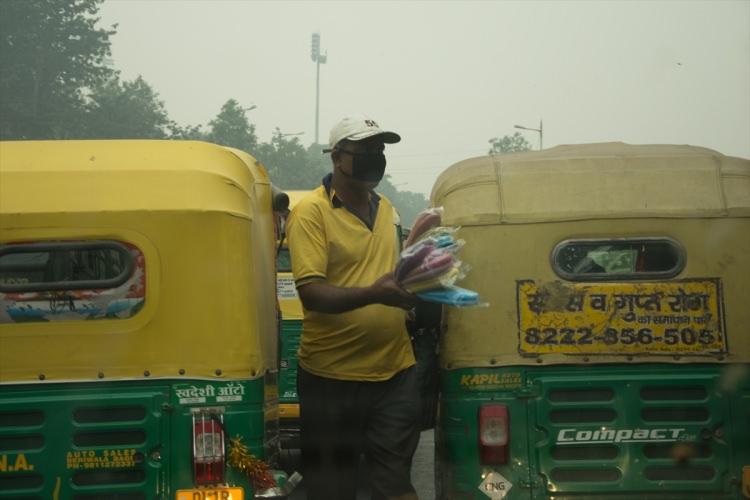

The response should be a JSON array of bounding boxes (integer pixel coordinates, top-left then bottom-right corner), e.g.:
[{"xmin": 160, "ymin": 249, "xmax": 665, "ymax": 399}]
[
  {"xmin": 311, "ymin": 33, "xmax": 328, "ymax": 145},
  {"xmin": 514, "ymin": 120, "xmax": 543, "ymax": 150}
]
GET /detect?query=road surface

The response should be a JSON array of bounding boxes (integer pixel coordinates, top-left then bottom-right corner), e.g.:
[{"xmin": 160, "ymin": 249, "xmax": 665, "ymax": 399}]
[{"xmin": 286, "ymin": 429, "xmax": 435, "ymax": 499}]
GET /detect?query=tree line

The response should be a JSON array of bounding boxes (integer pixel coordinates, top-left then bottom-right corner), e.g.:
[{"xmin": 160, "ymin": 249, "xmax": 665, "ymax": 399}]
[{"xmin": 0, "ymin": 0, "xmax": 429, "ymax": 226}]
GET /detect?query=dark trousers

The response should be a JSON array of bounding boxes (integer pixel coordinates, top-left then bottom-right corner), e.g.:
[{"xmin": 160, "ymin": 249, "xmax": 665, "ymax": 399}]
[{"xmin": 298, "ymin": 365, "xmax": 421, "ymax": 500}]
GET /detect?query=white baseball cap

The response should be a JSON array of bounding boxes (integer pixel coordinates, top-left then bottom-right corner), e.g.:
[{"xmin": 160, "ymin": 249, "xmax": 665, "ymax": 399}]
[{"xmin": 322, "ymin": 115, "xmax": 401, "ymax": 153}]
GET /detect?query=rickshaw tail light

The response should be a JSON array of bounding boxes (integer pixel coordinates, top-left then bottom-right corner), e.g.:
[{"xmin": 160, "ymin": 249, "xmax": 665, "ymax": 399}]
[
  {"xmin": 479, "ymin": 404, "xmax": 508, "ymax": 465},
  {"xmin": 192, "ymin": 409, "xmax": 226, "ymax": 485}
]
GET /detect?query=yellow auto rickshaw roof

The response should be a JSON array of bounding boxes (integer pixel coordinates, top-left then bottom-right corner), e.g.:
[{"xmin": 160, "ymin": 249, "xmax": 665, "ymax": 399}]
[
  {"xmin": 431, "ymin": 143, "xmax": 750, "ymax": 225},
  {"xmin": 0, "ymin": 140, "xmax": 270, "ymax": 218},
  {"xmin": 285, "ymin": 190, "xmax": 312, "ymax": 210},
  {"xmin": 0, "ymin": 140, "xmax": 278, "ymax": 383}
]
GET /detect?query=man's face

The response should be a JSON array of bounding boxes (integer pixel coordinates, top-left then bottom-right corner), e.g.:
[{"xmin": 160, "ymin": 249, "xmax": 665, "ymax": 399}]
[{"xmin": 335, "ymin": 137, "xmax": 387, "ymax": 189}]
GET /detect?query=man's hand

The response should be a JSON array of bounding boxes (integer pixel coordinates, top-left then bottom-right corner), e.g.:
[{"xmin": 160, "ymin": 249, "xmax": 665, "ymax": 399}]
[{"xmin": 370, "ymin": 272, "xmax": 420, "ymax": 310}]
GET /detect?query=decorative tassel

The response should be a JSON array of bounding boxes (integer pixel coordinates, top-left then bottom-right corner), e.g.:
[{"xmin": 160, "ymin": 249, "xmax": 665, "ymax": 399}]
[{"xmin": 227, "ymin": 435, "xmax": 277, "ymax": 490}]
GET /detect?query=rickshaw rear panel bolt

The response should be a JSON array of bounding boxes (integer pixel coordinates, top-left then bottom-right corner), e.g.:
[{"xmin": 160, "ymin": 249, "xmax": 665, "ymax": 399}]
[
  {"xmin": 179, "ymin": 368, "xmax": 185, "ymax": 375},
  {"xmin": 490, "ymin": 358, "xmax": 496, "ymax": 365},
  {"xmin": 143, "ymin": 370, "xmax": 150, "ymax": 377},
  {"xmin": 215, "ymin": 369, "xmax": 222, "ymax": 376},
  {"xmin": 38, "ymin": 374, "xmax": 45, "ymax": 381},
  {"xmin": 536, "ymin": 358, "xmax": 543, "ymax": 364},
  {"xmin": 97, "ymin": 372, "xmax": 104, "ymax": 379}
]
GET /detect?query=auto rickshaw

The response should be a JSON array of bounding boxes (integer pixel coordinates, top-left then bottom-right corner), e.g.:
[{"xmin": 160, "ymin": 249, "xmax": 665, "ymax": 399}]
[
  {"xmin": 0, "ymin": 140, "xmax": 293, "ymax": 499},
  {"xmin": 275, "ymin": 190, "xmax": 308, "ymax": 453},
  {"xmin": 432, "ymin": 143, "xmax": 750, "ymax": 499}
]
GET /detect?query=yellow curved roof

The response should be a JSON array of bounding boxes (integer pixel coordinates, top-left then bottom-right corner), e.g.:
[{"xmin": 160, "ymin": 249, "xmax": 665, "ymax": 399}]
[
  {"xmin": 0, "ymin": 140, "xmax": 270, "ymax": 218},
  {"xmin": 431, "ymin": 143, "xmax": 750, "ymax": 225},
  {"xmin": 1, "ymin": 140, "xmax": 278, "ymax": 383},
  {"xmin": 285, "ymin": 190, "xmax": 312, "ymax": 210}
]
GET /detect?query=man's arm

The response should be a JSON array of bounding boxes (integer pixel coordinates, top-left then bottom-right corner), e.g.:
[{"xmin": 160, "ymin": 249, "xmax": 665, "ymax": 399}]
[{"xmin": 297, "ymin": 272, "xmax": 418, "ymax": 314}]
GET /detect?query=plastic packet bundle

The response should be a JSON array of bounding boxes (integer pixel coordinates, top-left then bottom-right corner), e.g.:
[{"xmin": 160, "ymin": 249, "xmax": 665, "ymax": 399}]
[
  {"xmin": 394, "ymin": 239, "xmax": 436, "ymax": 281},
  {"xmin": 395, "ymin": 208, "xmax": 485, "ymax": 307},
  {"xmin": 403, "ymin": 264, "xmax": 463, "ymax": 294},
  {"xmin": 401, "ymin": 253, "xmax": 456, "ymax": 286}
]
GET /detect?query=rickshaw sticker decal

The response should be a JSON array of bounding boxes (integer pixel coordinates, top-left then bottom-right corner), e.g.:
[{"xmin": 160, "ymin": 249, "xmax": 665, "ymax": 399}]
[
  {"xmin": 66, "ymin": 449, "xmax": 137, "ymax": 469},
  {"xmin": 0, "ymin": 453, "xmax": 35, "ymax": 472},
  {"xmin": 516, "ymin": 278, "xmax": 726, "ymax": 355},
  {"xmin": 277, "ymin": 276, "xmax": 298, "ymax": 299},
  {"xmin": 175, "ymin": 381, "xmax": 246, "ymax": 405},
  {"xmin": 0, "ymin": 243, "xmax": 146, "ymax": 324},
  {"xmin": 556, "ymin": 427, "xmax": 694, "ymax": 445},
  {"xmin": 460, "ymin": 371, "xmax": 522, "ymax": 391},
  {"xmin": 478, "ymin": 471, "xmax": 512, "ymax": 499}
]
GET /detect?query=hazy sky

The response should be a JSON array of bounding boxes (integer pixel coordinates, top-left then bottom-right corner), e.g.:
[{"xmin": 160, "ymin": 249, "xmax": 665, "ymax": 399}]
[{"xmin": 99, "ymin": 0, "xmax": 750, "ymax": 196}]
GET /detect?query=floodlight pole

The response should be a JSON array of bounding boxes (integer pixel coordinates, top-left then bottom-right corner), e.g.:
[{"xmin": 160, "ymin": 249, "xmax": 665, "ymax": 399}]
[
  {"xmin": 315, "ymin": 60, "xmax": 321, "ymax": 144},
  {"xmin": 311, "ymin": 32, "xmax": 327, "ymax": 145}
]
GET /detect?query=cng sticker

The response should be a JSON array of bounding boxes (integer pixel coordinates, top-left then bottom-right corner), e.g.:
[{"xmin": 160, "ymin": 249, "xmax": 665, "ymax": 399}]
[{"xmin": 479, "ymin": 471, "xmax": 512, "ymax": 499}]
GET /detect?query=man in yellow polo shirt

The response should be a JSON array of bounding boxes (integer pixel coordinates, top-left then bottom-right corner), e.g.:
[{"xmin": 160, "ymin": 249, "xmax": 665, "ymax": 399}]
[{"xmin": 286, "ymin": 115, "xmax": 420, "ymax": 500}]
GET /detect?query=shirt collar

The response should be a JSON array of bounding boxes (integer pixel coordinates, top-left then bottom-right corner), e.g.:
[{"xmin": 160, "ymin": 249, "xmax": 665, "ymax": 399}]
[
  {"xmin": 321, "ymin": 173, "xmax": 381, "ymax": 230},
  {"xmin": 322, "ymin": 173, "xmax": 381, "ymax": 208}
]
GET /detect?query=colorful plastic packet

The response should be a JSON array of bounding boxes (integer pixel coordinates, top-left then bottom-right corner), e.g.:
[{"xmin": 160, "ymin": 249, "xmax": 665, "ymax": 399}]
[
  {"xmin": 404, "ymin": 207, "xmax": 443, "ymax": 248},
  {"xmin": 395, "ymin": 239, "xmax": 435, "ymax": 281},
  {"xmin": 416, "ymin": 286, "xmax": 480, "ymax": 307},
  {"xmin": 403, "ymin": 266, "xmax": 461, "ymax": 294}
]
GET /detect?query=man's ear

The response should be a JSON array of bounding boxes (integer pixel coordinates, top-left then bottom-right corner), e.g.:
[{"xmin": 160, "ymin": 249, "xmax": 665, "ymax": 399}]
[{"xmin": 331, "ymin": 150, "xmax": 344, "ymax": 170}]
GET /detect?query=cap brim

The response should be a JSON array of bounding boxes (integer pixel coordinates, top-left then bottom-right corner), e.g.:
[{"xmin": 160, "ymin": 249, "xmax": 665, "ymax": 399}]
[{"xmin": 347, "ymin": 130, "xmax": 401, "ymax": 144}]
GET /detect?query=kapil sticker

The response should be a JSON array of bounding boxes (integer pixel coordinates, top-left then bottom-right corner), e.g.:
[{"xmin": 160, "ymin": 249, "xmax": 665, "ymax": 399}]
[{"xmin": 479, "ymin": 471, "xmax": 512, "ymax": 499}]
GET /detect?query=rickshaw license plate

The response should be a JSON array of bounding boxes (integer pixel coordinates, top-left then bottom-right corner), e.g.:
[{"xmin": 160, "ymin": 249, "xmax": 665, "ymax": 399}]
[
  {"xmin": 517, "ymin": 279, "xmax": 726, "ymax": 355},
  {"xmin": 176, "ymin": 487, "xmax": 244, "ymax": 500}
]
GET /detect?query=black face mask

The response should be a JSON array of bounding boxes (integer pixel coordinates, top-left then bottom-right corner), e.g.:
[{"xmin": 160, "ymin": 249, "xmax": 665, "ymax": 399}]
[{"xmin": 338, "ymin": 150, "xmax": 386, "ymax": 182}]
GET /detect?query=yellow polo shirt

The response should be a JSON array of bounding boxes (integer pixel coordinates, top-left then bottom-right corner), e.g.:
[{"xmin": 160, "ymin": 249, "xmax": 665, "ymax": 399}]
[{"xmin": 286, "ymin": 177, "xmax": 415, "ymax": 381}]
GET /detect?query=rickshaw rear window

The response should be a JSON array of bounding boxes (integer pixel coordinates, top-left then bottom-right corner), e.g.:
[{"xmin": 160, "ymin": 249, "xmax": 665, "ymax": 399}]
[
  {"xmin": 0, "ymin": 241, "xmax": 134, "ymax": 292},
  {"xmin": 552, "ymin": 238, "xmax": 684, "ymax": 281}
]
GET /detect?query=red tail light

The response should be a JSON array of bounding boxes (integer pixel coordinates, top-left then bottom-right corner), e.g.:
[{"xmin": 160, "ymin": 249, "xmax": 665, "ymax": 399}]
[
  {"xmin": 479, "ymin": 404, "xmax": 509, "ymax": 465},
  {"xmin": 192, "ymin": 409, "xmax": 226, "ymax": 485}
]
